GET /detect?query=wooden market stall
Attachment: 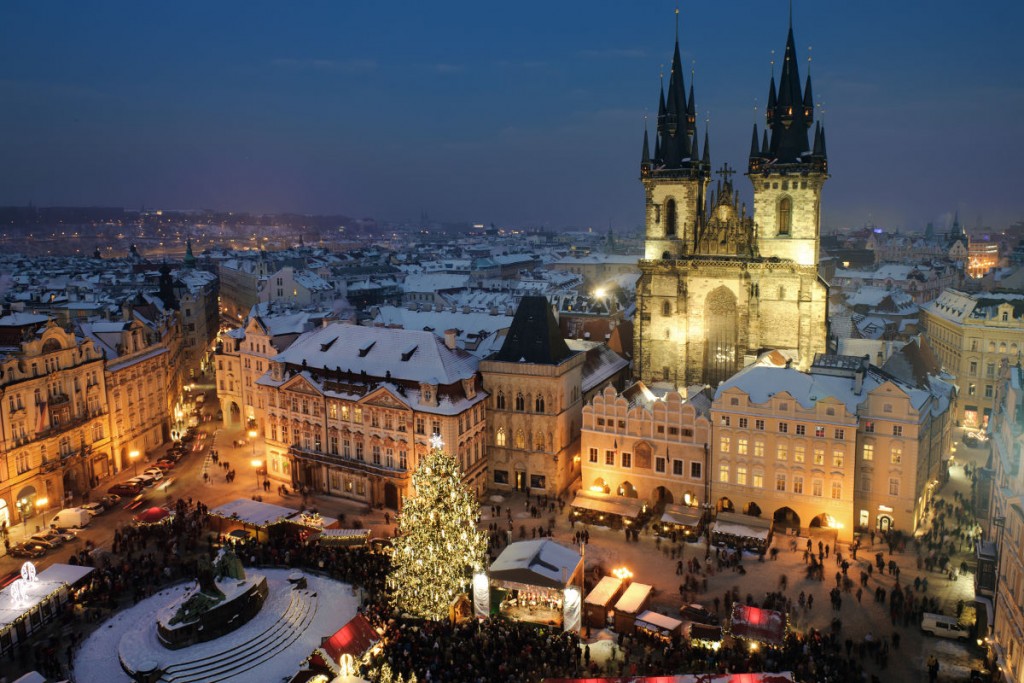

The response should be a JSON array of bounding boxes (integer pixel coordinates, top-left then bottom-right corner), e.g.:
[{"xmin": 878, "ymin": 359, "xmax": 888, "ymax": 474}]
[
  {"xmin": 570, "ymin": 491, "xmax": 645, "ymax": 530},
  {"xmin": 612, "ymin": 582, "xmax": 652, "ymax": 634},
  {"xmin": 488, "ymin": 539, "xmax": 584, "ymax": 631},
  {"xmin": 635, "ymin": 610, "xmax": 683, "ymax": 643},
  {"xmin": 583, "ymin": 576, "xmax": 623, "ymax": 629},
  {"xmin": 711, "ymin": 511, "xmax": 773, "ymax": 552},
  {"xmin": 657, "ymin": 503, "xmax": 704, "ymax": 540}
]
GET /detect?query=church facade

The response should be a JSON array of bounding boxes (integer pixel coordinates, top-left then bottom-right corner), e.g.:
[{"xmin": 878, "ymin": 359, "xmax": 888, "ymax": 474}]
[{"xmin": 634, "ymin": 18, "xmax": 830, "ymax": 388}]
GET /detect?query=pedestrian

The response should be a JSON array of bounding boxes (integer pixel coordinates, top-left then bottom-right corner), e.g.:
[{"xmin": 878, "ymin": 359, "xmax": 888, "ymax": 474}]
[{"xmin": 384, "ymin": 512, "xmax": 390, "ymax": 525}]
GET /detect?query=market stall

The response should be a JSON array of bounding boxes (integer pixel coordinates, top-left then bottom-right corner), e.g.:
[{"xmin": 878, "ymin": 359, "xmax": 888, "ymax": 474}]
[
  {"xmin": 688, "ymin": 622, "xmax": 724, "ymax": 649},
  {"xmin": 311, "ymin": 528, "xmax": 371, "ymax": 547},
  {"xmin": 302, "ymin": 612, "xmax": 381, "ymax": 680},
  {"xmin": 570, "ymin": 491, "xmax": 645, "ymax": 530},
  {"xmin": 711, "ymin": 511, "xmax": 773, "ymax": 552},
  {"xmin": 656, "ymin": 503, "xmax": 704, "ymax": 539},
  {"xmin": 612, "ymin": 582, "xmax": 652, "ymax": 634},
  {"xmin": 583, "ymin": 576, "xmax": 623, "ymax": 628},
  {"xmin": 488, "ymin": 539, "xmax": 584, "ymax": 631},
  {"xmin": 210, "ymin": 498, "xmax": 340, "ymax": 542},
  {"xmin": 728, "ymin": 604, "xmax": 788, "ymax": 647},
  {"xmin": 541, "ymin": 673, "xmax": 795, "ymax": 683},
  {"xmin": 635, "ymin": 610, "xmax": 683, "ymax": 643},
  {"xmin": 0, "ymin": 563, "xmax": 94, "ymax": 657}
]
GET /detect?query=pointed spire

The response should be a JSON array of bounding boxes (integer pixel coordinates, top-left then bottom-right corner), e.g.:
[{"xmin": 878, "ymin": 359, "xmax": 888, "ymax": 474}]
[
  {"xmin": 702, "ymin": 127, "xmax": 711, "ymax": 166},
  {"xmin": 749, "ymin": 123, "xmax": 760, "ymax": 158},
  {"xmin": 766, "ymin": 74, "xmax": 777, "ymax": 125},
  {"xmin": 690, "ymin": 131, "xmax": 699, "ymax": 160},
  {"xmin": 687, "ymin": 66, "xmax": 697, "ymax": 135},
  {"xmin": 812, "ymin": 121, "xmax": 822, "ymax": 156},
  {"xmin": 641, "ymin": 126, "xmax": 651, "ymax": 165},
  {"xmin": 761, "ymin": 129, "xmax": 769, "ymax": 155},
  {"xmin": 819, "ymin": 124, "xmax": 827, "ymax": 158}
]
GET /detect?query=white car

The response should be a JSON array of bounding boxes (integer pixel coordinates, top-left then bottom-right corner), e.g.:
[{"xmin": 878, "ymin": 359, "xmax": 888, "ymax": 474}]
[
  {"xmin": 81, "ymin": 502, "xmax": 105, "ymax": 516},
  {"xmin": 143, "ymin": 468, "xmax": 165, "ymax": 481}
]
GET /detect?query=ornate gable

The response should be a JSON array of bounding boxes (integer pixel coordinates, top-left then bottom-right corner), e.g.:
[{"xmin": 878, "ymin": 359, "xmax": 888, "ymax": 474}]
[
  {"xmin": 281, "ymin": 374, "xmax": 322, "ymax": 397},
  {"xmin": 362, "ymin": 386, "xmax": 409, "ymax": 410}
]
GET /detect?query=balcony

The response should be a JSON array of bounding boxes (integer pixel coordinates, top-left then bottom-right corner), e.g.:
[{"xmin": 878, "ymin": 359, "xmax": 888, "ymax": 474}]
[
  {"xmin": 36, "ymin": 409, "xmax": 107, "ymax": 440},
  {"xmin": 289, "ymin": 444, "xmax": 410, "ymax": 480}
]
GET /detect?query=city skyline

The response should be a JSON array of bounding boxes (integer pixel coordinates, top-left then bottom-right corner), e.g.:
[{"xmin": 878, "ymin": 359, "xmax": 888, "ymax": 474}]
[{"xmin": 2, "ymin": 1, "xmax": 1023, "ymax": 232}]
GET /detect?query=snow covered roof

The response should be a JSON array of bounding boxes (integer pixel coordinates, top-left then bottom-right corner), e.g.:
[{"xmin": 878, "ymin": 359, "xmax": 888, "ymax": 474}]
[
  {"xmin": 275, "ymin": 322, "xmax": 479, "ymax": 385},
  {"xmin": 401, "ymin": 273, "xmax": 469, "ymax": 292},
  {"xmin": 489, "ymin": 539, "xmax": 582, "ymax": 590}
]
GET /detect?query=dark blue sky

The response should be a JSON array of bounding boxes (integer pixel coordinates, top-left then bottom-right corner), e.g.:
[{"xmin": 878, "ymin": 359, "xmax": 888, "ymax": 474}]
[{"xmin": 2, "ymin": 2, "xmax": 1022, "ymax": 233}]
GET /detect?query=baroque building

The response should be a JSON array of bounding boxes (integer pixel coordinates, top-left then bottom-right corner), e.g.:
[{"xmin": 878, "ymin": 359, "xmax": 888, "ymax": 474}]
[
  {"xmin": 0, "ymin": 322, "xmax": 110, "ymax": 529},
  {"xmin": 634, "ymin": 17, "xmax": 829, "ymax": 388}
]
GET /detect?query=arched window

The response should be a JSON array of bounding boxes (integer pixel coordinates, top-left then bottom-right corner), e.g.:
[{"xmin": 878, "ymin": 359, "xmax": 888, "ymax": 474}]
[
  {"xmin": 496, "ymin": 392, "xmax": 506, "ymax": 409},
  {"xmin": 514, "ymin": 429, "xmax": 526, "ymax": 449},
  {"xmin": 665, "ymin": 199, "xmax": 678, "ymax": 236},
  {"xmin": 515, "ymin": 393, "xmax": 525, "ymax": 411},
  {"xmin": 778, "ymin": 197, "xmax": 792, "ymax": 235},
  {"xmin": 662, "ymin": 301, "xmax": 671, "ymax": 316},
  {"xmin": 535, "ymin": 395, "xmax": 545, "ymax": 413},
  {"xmin": 496, "ymin": 427, "xmax": 506, "ymax": 447},
  {"xmin": 534, "ymin": 432, "xmax": 545, "ymax": 451}
]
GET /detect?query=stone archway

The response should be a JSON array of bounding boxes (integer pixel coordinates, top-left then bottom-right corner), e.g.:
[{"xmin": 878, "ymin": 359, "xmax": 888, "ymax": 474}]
[
  {"xmin": 62, "ymin": 469, "xmax": 80, "ymax": 502},
  {"xmin": 654, "ymin": 486, "xmax": 674, "ymax": 505},
  {"xmin": 773, "ymin": 507, "xmax": 801, "ymax": 533},
  {"xmin": 877, "ymin": 515, "xmax": 893, "ymax": 532},
  {"xmin": 229, "ymin": 402, "xmax": 242, "ymax": 425},
  {"xmin": 0, "ymin": 499, "xmax": 9, "ymax": 530},
  {"xmin": 743, "ymin": 501, "xmax": 762, "ymax": 517},
  {"xmin": 809, "ymin": 513, "xmax": 837, "ymax": 529},
  {"xmin": 619, "ymin": 481, "xmax": 638, "ymax": 498},
  {"xmin": 717, "ymin": 497, "xmax": 734, "ymax": 513}
]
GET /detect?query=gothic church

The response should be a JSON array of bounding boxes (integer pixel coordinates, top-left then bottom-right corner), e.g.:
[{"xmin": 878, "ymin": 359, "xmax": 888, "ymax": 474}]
[{"xmin": 634, "ymin": 15, "xmax": 830, "ymax": 388}]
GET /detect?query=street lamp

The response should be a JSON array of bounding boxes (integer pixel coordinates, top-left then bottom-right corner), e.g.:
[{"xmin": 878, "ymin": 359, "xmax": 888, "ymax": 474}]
[
  {"xmin": 16, "ymin": 498, "xmax": 29, "ymax": 529},
  {"xmin": 252, "ymin": 459, "xmax": 262, "ymax": 490},
  {"xmin": 129, "ymin": 450, "xmax": 140, "ymax": 477}
]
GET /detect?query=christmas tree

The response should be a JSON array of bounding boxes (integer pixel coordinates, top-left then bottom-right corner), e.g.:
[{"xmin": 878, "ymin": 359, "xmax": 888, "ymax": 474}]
[{"xmin": 389, "ymin": 435, "xmax": 487, "ymax": 620}]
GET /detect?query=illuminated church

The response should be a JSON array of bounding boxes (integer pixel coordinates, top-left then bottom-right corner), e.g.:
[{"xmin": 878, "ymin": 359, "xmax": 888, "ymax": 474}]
[{"xmin": 634, "ymin": 15, "xmax": 830, "ymax": 387}]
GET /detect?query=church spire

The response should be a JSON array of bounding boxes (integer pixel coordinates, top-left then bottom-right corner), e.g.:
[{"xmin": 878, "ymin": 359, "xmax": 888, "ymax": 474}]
[
  {"xmin": 749, "ymin": 123, "xmax": 761, "ymax": 160},
  {"xmin": 702, "ymin": 127, "xmax": 711, "ymax": 166}
]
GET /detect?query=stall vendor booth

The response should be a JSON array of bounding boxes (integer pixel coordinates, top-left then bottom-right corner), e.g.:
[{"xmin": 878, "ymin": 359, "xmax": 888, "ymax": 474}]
[
  {"xmin": 570, "ymin": 490, "xmax": 645, "ymax": 530},
  {"xmin": 657, "ymin": 503, "xmax": 704, "ymax": 540},
  {"xmin": 0, "ymin": 563, "xmax": 94, "ymax": 658},
  {"xmin": 613, "ymin": 582, "xmax": 652, "ymax": 634},
  {"xmin": 488, "ymin": 539, "xmax": 584, "ymax": 632},
  {"xmin": 711, "ymin": 511, "xmax": 773, "ymax": 552},
  {"xmin": 300, "ymin": 612, "xmax": 381, "ymax": 680},
  {"xmin": 210, "ymin": 498, "xmax": 340, "ymax": 543},
  {"xmin": 728, "ymin": 604, "xmax": 788, "ymax": 647},
  {"xmin": 583, "ymin": 576, "xmax": 623, "ymax": 629},
  {"xmin": 541, "ymin": 672, "xmax": 795, "ymax": 683},
  {"xmin": 635, "ymin": 610, "xmax": 683, "ymax": 643},
  {"xmin": 688, "ymin": 622, "xmax": 724, "ymax": 649},
  {"xmin": 310, "ymin": 528, "xmax": 371, "ymax": 547}
]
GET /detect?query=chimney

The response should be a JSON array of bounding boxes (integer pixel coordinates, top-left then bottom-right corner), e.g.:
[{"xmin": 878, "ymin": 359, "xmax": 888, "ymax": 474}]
[
  {"xmin": 444, "ymin": 329, "xmax": 458, "ymax": 350},
  {"xmin": 854, "ymin": 355, "xmax": 869, "ymax": 396}
]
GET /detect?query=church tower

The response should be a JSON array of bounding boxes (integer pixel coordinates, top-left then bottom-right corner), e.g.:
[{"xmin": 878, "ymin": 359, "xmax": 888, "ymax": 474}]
[
  {"xmin": 634, "ymin": 13, "xmax": 829, "ymax": 389},
  {"xmin": 747, "ymin": 17, "xmax": 829, "ymax": 266},
  {"xmin": 640, "ymin": 14, "xmax": 711, "ymax": 261}
]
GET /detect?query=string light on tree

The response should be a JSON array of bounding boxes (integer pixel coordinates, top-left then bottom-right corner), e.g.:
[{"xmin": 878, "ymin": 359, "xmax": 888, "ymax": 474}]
[{"xmin": 388, "ymin": 438, "xmax": 486, "ymax": 621}]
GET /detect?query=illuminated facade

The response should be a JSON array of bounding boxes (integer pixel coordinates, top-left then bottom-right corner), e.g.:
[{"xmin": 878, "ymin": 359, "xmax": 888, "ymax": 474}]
[
  {"xmin": 0, "ymin": 322, "xmax": 110, "ymax": 529},
  {"xmin": 255, "ymin": 322, "xmax": 487, "ymax": 509},
  {"xmin": 581, "ymin": 383, "xmax": 711, "ymax": 507},
  {"xmin": 634, "ymin": 17, "xmax": 829, "ymax": 388},
  {"xmin": 921, "ymin": 289, "xmax": 1024, "ymax": 428}
]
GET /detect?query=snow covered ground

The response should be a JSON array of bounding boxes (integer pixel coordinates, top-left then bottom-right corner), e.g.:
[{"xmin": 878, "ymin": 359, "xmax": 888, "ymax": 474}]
[{"xmin": 74, "ymin": 569, "xmax": 358, "ymax": 683}]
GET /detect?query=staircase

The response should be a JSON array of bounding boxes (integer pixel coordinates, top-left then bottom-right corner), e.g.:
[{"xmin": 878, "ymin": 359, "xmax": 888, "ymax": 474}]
[{"xmin": 156, "ymin": 587, "xmax": 318, "ymax": 683}]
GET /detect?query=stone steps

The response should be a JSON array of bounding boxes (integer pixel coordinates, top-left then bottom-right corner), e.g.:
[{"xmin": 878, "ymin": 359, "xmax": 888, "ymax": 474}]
[{"xmin": 157, "ymin": 587, "xmax": 318, "ymax": 683}]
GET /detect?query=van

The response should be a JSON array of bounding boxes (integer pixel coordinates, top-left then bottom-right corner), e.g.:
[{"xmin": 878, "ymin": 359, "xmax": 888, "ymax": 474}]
[
  {"xmin": 51, "ymin": 507, "xmax": 92, "ymax": 529},
  {"xmin": 921, "ymin": 612, "xmax": 968, "ymax": 641}
]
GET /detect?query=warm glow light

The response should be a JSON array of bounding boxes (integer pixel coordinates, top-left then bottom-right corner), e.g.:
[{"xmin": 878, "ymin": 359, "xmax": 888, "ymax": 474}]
[
  {"xmin": 612, "ymin": 566, "xmax": 633, "ymax": 581},
  {"xmin": 593, "ymin": 288, "xmax": 606, "ymax": 298},
  {"xmin": 36, "ymin": 497, "xmax": 48, "ymax": 508},
  {"xmin": 251, "ymin": 459, "xmax": 262, "ymax": 469},
  {"xmin": 129, "ymin": 450, "xmax": 140, "ymax": 461},
  {"xmin": 248, "ymin": 429, "xmax": 258, "ymax": 439}
]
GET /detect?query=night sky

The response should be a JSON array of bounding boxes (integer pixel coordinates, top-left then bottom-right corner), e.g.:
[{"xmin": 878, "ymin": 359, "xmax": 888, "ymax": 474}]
[{"xmin": 2, "ymin": 1, "xmax": 1022, "ymax": 233}]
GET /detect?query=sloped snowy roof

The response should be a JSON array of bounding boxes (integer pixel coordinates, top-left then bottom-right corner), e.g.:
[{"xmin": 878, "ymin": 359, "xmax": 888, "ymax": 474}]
[
  {"xmin": 401, "ymin": 273, "xmax": 470, "ymax": 292},
  {"xmin": 489, "ymin": 539, "xmax": 582, "ymax": 589},
  {"xmin": 275, "ymin": 322, "xmax": 479, "ymax": 385}
]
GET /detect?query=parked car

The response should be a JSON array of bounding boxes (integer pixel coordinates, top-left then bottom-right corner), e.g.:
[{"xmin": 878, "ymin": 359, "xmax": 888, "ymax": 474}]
[
  {"xmin": 680, "ymin": 603, "xmax": 719, "ymax": 625},
  {"xmin": 134, "ymin": 473, "xmax": 157, "ymax": 488},
  {"xmin": 49, "ymin": 527, "xmax": 79, "ymax": 543},
  {"xmin": 921, "ymin": 612, "xmax": 968, "ymax": 641},
  {"xmin": 963, "ymin": 434, "xmax": 980, "ymax": 447},
  {"xmin": 108, "ymin": 483, "xmax": 142, "ymax": 497},
  {"xmin": 28, "ymin": 530, "xmax": 64, "ymax": 548},
  {"xmin": 80, "ymin": 502, "xmax": 105, "ymax": 516},
  {"xmin": 143, "ymin": 468, "xmax": 165, "ymax": 481},
  {"xmin": 155, "ymin": 459, "xmax": 176, "ymax": 470},
  {"xmin": 9, "ymin": 542, "xmax": 47, "ymax": 558},
  {"xmin": 100, "ymin": 494, "xmax": 121, "ymax": 508}
]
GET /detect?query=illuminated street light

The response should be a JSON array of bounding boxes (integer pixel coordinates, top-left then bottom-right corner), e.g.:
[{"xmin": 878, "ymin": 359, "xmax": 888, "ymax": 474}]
[
  {"xmin": 129, "ymin": 450, "xmax": 140, "ymax": 477},
  {"xmin": 252, "ymin": 459, "xmax": 262, "ymax": 490}
]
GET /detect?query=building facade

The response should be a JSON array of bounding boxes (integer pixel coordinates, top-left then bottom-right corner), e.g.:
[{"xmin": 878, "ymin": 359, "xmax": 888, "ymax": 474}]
[
  {"xmin": 581, "ymin": 383, "xmax": 711, "ymax": 508},
  {"xmin": 0, "ymin": 322, "xmax": 110, "ymax": 529},
  {"xmin": 634, "ymin": 18, "xmax": 829, "ymax": 388},
  {"xmin": 921, "ymin": 289, "xmax": 1024, "ymax": 428},
  {"xmin": 254, "ymin": 322, "xmax": 488, "ymax": 509}
]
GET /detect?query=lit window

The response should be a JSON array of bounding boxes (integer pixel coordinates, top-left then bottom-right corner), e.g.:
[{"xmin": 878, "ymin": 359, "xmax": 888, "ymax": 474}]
[
  {"xmin": 776, "ymin": 444, "xmax": 788, "ymax": 461},
  {"xmin": 719, "ymin": 464, "xmax": 730, "ymax": 483},
  {"xmin": 831, "ymin": 481, "xmax": 842, "ymax": 499},
  {"xmin": 891, "ymin": 446, "xmax": 902, "ymax": 464},
  {"xmin": 794, "ymin": 445, "xmax": 805, "ymax": 463},
  {"xmin": 738, "ymin": 439, "xmax": 748, "ymax": 455},
  {"xmin": 720, "ymin": 437, "xmax": 730, "ymax": 453},
  {"xmin": 754, "ymin": 441, "xmax": 764, "ymax": 458},
  {"xmin": 833, "ymin": 450, "xmax": 844, "ymax": 467},
  {"xmin": 736, "ymin": 466, "xmax": 747, "ymax": 486}
]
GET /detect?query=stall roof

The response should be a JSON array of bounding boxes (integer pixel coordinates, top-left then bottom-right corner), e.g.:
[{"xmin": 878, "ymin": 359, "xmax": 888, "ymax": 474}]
[
  {"xmin": 0, "ymin": 564, "xmax": 94, "ymax": 628},
  {"xmin": 489, "ymin": 539, "xmax": 582, "ymax": 590},
  {"xmin": 319, "ymin": 613, "xmax": 379, "ymax": 663},
  {"xmin": 584, "ymin": 576, "xmax": 623, "ymax": 606},
  {"xmin": 211, "ymin": 498, "xmax": 339, "ymax": 529},
  {"xmin": 571, "ymin": 491, "xmax": 644, "ymax": 519},
  {"xmin": 730, "ymin": 604, "xmax": 788, "ymax": 646},
  {"xmin": 713, "ymin": 511, "xmax": 772, "ymax": 540},
  {"xmin": 661, "ymin": 504, "xmax": 703, "ymax": 527},
  {"xmin": 636, "ymin": 610, "xmax": 682, "ymax": 632},
  {"xmin": 613, "ymin": 582, "xmax": 652, "ymax": 614}
]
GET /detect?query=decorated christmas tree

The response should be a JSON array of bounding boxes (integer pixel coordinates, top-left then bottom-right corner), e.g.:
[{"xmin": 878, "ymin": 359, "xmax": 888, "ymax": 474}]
[{"xmin": 388, "ymin": 435, "xmax": 487, "ymax": 620}]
